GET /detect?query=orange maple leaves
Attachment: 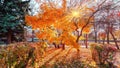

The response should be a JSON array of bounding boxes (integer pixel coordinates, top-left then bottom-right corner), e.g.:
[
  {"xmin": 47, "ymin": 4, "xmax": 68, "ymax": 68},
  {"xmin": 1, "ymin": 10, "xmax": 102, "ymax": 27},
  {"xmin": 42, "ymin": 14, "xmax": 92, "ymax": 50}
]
[{"xmin": 25, "ymin": 0, "xmax": 94, "ymax": 48}]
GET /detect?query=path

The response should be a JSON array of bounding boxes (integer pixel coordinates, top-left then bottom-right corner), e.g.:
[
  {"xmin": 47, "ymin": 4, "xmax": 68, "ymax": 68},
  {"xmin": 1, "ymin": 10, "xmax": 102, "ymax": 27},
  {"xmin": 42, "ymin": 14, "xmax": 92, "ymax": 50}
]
[
  {"xmin": 35, "ymin": 46, "xmax": 120, "ymax": 68},
  {"xmin": 38, "ymin": 47, "xmax": 93, "ymax": 67}
]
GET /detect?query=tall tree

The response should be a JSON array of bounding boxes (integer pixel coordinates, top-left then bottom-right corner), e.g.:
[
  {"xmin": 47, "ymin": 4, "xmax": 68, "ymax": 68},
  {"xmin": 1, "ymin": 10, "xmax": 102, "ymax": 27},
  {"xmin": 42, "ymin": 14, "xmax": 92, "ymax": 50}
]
[
  {"xmin": 0, "ymin": 0, "xmax": 30, "ymax": 43},
  {"xmin": 94, "ymin": 0, "xmax": 120, "ymax": 49},
  {"xmin": 25, "ymin": 0, "xmax": 95, "ymax": 50},
  {"xmin": 26, "ymin": 0, "xmax": 120, "ymax": 50}
]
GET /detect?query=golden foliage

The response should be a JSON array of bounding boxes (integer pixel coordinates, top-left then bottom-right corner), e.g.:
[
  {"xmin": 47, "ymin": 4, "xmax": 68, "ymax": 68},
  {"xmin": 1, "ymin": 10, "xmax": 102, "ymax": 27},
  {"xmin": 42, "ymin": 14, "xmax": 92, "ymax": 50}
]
[{"xmin": 25, "ymin": 0, "xmax": 95, "ymax": 49}]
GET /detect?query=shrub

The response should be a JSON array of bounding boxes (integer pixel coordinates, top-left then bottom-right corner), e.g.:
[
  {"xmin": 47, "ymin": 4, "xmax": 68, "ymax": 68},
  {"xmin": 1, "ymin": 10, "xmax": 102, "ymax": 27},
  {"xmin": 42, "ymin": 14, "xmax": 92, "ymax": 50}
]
[
  {"xmin": 0, "ymin": 42, "xmax": 35, "ymax": 68},
  {"xmin": 90, "ymin": 43, "xmax": 117, "ymax": 68}
]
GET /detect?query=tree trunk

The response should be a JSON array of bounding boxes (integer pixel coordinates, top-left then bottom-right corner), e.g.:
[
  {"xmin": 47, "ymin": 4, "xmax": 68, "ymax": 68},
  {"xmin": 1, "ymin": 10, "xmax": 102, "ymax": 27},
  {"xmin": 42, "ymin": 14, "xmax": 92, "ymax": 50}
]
[
  {"xmin": 107, "ymin": 23, "xmax": 110, "ymax": 44},
  {"xmin": 95, "ymin": 31, "xmax": 97, "ymax": 43},
  {"xmin": 31, "ymin": 30, "xmax": 35, "ymax": 42},
  {"xmin": 76, "ymin": 30, "xmax": 80, "ymax": 43},
  {"xmin": 107, "ymin": 31, "xmax": 110, "ymax": 44},
  {"xmin": 23, "ymin": 27, "xmax": 27, "ymax": 42},
  {"xmin": 7, "ymin": 29, "xmax": 12, "ymax": 44},
  {"xmin": 110, "ymin": 31, "xmax": 119, "ymax": 49},
  {"xmin": 57, "ymin": 45, "xmax": 60, "ymax": 48},
  {"xmin": 53, "ymin": 43, "xmax": 57, "ymax": 48},
  {"xmin": 103, "ymin": 38, "xmax": 105, "ymax": 45},
  {"xmin": 62, "ymin": 44, "xmax": 65, "ymax": 50},
  {"xmin": 94, "ymin": 23, "xmax": 97, "ymax": 43},
  {"xmin": 85, "ymin": 34, "xmax": 88, "ymax": 48},
  {"xmin": 76, "ymin": 33, "xmax": 82, "ymax": 43}
]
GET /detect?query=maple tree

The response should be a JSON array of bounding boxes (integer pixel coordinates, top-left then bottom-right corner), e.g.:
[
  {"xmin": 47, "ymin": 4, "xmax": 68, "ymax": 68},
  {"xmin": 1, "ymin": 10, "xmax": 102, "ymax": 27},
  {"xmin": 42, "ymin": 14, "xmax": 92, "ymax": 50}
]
[{"xmin": 25, "ymin": 0, "xmax": 108, "ymax": 50}]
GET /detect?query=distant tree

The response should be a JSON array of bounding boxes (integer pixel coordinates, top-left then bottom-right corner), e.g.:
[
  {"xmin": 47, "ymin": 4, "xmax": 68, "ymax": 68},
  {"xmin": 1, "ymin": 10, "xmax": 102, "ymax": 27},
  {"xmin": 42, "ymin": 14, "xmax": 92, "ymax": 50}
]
[
  {"xmin": 94, "ymin": 1, "xmax": 120, "ymax": 49},
  {"xmin": 0, "ymin": 0, "xmax": 30, "ymax": 43}
]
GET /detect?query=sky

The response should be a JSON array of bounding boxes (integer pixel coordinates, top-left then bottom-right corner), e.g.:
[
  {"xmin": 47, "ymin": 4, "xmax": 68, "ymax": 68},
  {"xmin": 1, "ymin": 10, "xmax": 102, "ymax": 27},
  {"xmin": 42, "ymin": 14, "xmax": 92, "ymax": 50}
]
[{"xmin": 28, "ymin": 0, "xmax": 120, "ymax": 15}]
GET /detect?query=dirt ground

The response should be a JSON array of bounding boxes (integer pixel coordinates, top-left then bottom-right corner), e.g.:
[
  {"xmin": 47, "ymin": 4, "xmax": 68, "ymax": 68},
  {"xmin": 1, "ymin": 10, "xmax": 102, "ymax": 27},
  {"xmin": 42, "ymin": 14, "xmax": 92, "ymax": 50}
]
[{"xmin": 38, "ymin": 46, "xmax": 120, "ymax": 68}]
